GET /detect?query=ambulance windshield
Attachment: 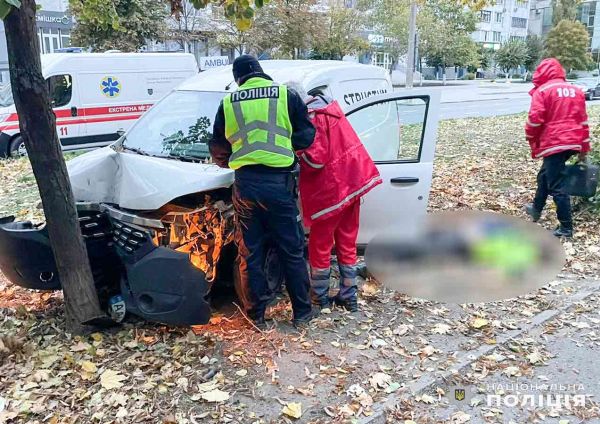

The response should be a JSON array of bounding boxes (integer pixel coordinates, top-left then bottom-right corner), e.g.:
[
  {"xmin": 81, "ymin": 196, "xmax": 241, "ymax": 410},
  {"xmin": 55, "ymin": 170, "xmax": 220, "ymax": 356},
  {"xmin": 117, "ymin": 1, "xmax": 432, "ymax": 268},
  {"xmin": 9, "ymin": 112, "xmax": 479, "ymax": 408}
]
[
  {"xmin": 123, "ymin": 90, "xmax": 224, "ymax": 160},
  {"xmin": 0, "ymin": 83, "xmax": 14, "ymax": 108}
]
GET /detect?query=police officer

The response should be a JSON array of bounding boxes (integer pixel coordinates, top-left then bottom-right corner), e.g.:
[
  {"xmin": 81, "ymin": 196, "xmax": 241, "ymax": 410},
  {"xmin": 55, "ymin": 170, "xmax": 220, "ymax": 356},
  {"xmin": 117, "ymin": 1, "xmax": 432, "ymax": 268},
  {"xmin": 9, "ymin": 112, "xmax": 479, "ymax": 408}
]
[{"xmin": 209, "ymin": 55, "xmax": 317, "ymax": 330}]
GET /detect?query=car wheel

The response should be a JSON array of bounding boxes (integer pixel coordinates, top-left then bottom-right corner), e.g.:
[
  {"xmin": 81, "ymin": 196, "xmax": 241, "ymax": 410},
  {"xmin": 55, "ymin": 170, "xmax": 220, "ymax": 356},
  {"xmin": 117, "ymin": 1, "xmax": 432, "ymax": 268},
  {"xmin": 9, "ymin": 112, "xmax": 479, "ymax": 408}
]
[
  {"xmin": 233, "ymin": 244, "xmax": 284, "ymax": 313},
  {"xmin": 8, "ymin": 136, "xmax": 26, "ymax": 158}
]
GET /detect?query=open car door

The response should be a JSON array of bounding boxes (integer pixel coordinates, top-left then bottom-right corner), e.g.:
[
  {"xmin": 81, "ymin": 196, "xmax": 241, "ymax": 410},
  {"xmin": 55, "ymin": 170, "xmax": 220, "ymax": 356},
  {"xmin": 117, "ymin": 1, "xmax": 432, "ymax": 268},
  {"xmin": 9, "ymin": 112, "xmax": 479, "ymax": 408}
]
[{"xmin": 344, "ymin": 90, "xmax": 441, "ymax": 247}]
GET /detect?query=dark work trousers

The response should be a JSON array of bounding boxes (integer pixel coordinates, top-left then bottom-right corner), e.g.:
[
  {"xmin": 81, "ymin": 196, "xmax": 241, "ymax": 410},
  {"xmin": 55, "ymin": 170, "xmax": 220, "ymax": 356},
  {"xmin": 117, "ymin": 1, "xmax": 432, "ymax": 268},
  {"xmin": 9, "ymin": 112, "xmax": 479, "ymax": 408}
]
[
  {"xmin": 533, "ymin": 150, "xmax": 576, "ymax": 229},
  {"xmin": 233, "ymin": 169, "xmax": 312, "ymax": 321}
]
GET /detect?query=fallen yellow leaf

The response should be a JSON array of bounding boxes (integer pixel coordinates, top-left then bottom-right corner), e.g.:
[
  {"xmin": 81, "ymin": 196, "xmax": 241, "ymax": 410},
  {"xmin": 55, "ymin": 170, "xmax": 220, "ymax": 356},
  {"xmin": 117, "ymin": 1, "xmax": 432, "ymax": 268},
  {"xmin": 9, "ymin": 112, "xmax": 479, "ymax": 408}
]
[
  {"xmin": 100, "ymin": 369, "xmax": 126, "ymax": 390},
  {"xmin": 471, "ymin": 318, "xmax": 489, "ymax": 329},
  {"xmin": 201, "ymin": 389, "xmax": 230, "ymax": 403},
  {"xmin": 81, "ymin": 361, "xmax": 97, "ymax": 374},
  {"xmin": 282, "ymin": 402, "xmax": 302, "ymax": 419}
]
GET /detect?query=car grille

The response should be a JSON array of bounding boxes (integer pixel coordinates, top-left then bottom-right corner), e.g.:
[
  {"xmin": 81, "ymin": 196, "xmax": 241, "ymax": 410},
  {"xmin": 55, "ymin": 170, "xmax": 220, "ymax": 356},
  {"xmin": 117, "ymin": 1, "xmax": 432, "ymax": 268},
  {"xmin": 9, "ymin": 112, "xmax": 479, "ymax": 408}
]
[
  {"xmin": 78, "ymin": 212, "xmax": 112, "ymax": 240},
  {"xmin": 111, "ymin": 221, "xmax": 151, "ymax": 254}
]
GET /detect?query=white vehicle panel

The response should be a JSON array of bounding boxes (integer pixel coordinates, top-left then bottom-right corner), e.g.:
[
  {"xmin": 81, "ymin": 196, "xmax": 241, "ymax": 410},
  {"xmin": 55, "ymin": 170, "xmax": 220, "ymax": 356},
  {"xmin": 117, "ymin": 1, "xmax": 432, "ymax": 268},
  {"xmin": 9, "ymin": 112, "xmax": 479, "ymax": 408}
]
[
  {"xmin": 344, "ymin": 90, "xmax": 441, "ymax": 245},
  {"xmin": 68, "ymin": 147, "xmax": 234, "ymax": 210}
]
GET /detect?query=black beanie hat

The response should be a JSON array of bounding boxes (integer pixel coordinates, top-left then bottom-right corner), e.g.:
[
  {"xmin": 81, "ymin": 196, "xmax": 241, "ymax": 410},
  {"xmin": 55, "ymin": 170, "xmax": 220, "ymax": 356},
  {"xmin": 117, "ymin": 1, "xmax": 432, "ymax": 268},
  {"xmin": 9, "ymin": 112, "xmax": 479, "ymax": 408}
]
[{"xmin": 232, "ymin": 55, "xmax": 264, "ymax": 81}]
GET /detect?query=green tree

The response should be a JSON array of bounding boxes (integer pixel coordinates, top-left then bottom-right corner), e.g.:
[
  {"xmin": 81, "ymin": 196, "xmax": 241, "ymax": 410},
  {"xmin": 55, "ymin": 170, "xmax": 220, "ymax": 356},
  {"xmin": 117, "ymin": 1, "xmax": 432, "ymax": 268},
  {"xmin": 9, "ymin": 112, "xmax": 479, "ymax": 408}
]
[
  {"xmin": 524, "ymin": 35, "xmax": 543, "ymax": 71},
  {"xmin": 269, "ymin": 0, "xmax": 322, "ymax": 59},
  {"xmin": 551, "ymin": 0, "xmax": 582, "ymax": 25},
  {"xmin": 357, "ymin": 0, "xmax": 409, "ymax": 71},
  {"xmin": 1, "ymin": 0, "xmax": 106, "ymax": 332},
  {"xmin": 213, "ymin": 3, "xmax": 282, "ymax": 56},
  {"xmin": 311, "ymin": 6, "xmax": 369, "ymax": 60},
  {"xmin": 478, "ymin": 45, "xmax": 495, "ymax": 70},
  {"xmin": 495, "ymin": 40, "xmax": 528, "ymax": 77},
  {"xmin": 419, "ymin": 0, "xmax": 479, "ymax": 79},
  {"xmin": 69, "ymin": 0, "xmax": 168, "ymax": 51},
  {"xmin": 544, "ymin": 19, "xmax": 591, "ymax": 71}
]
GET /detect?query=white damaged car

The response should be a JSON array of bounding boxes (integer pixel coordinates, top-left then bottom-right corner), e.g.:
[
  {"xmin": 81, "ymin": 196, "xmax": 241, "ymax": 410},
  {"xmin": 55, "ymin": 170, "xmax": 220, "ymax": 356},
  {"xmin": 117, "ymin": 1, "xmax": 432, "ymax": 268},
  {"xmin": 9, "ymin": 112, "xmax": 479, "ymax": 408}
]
[{"xmin": 0, "ymin": 60, "xmax": 440, "ymax": 325}]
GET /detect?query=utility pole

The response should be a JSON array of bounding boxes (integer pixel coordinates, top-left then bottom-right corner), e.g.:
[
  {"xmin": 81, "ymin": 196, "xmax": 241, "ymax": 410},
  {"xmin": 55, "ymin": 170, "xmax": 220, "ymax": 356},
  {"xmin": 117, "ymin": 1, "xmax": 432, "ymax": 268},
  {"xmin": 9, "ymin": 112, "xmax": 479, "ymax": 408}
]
[{"xmin": 406, "ymin": 0, "xmax": 417, "ymax": 89}]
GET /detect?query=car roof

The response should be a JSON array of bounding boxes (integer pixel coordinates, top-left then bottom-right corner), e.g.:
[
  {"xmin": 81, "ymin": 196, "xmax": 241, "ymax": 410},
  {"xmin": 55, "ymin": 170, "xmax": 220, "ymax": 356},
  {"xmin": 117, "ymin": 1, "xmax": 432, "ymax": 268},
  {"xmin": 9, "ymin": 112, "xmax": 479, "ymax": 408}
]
[
  {"xmin": 177, "ymin": 60, "xmax": 391, "ymax": 93},
  {"xmin": 40, "ymin": 53, "xmax": 197, "ymax": 75}
]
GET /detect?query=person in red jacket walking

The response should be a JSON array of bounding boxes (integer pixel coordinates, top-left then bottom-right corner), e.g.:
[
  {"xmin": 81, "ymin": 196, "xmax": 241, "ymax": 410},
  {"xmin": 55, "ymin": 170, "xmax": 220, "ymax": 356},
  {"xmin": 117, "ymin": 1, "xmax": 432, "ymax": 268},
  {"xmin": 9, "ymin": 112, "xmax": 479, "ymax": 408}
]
[
  {"xmin": 290, "ymin": 84, "xmax": 382, "ymax": 311},
  {"xmin": 525, "ymin": 58, "xmax": 591, "ymax": 238}
]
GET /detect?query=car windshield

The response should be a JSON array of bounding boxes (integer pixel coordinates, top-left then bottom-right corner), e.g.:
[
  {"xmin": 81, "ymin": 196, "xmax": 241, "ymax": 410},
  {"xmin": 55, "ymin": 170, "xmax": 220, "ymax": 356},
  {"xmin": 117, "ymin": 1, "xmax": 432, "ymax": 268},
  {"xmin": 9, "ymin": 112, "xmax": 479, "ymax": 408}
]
[
  {"xmin": 123, "ymin": 90, "xmax": 225, "ymax": 160},
  {"xmin": 0, "ymin": 83, "xmax": 14, "ymax": 107}
]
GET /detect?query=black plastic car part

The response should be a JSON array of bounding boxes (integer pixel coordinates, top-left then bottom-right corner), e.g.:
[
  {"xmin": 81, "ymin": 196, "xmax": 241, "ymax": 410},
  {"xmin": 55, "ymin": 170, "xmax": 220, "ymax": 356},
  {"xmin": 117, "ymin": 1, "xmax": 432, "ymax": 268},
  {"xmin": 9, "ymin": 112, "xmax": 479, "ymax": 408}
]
[
  {"xmin": 0, "ymin": 212, "xmax": 121, "ymax": 306},
  {"xmin": 0, "ymin": 216, "xmax": 61, "ymax": 290},
  {"xmin": 0, "ymin": 206, "xmax": 213, "ymax": 326},
  {"xmin": 109, "ymin": 218, "xmax": 212, "ymax": 326}
]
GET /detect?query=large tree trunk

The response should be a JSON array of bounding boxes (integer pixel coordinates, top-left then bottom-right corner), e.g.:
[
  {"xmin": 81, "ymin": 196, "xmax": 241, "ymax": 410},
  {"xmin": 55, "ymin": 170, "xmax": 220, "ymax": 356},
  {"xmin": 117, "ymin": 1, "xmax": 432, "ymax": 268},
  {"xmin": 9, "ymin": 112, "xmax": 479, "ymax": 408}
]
[{"xmin": 4, "ymin": 0, "xmax": 106, "ymax": 332}]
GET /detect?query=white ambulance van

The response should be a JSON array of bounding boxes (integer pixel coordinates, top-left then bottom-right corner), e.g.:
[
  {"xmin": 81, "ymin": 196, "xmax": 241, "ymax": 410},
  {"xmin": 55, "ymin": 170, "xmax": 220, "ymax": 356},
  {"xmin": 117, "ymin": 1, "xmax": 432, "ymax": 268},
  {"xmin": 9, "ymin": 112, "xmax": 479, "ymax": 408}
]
[
  {"xmin": 0, "ymin": 60, "xmax": 441, "ymax": 326},
  {"xmin": 0, "ymin": 52, "xmax": 198, "ymax": 157}
]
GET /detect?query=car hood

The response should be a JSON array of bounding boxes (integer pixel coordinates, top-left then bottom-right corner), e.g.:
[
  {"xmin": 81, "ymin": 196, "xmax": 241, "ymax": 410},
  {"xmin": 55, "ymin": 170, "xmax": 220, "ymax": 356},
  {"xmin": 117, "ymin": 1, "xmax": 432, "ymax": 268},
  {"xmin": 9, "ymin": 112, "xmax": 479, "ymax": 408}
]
[{"xmin": 68, "ymin": 147, "xmax": 234, "ymax": 210}]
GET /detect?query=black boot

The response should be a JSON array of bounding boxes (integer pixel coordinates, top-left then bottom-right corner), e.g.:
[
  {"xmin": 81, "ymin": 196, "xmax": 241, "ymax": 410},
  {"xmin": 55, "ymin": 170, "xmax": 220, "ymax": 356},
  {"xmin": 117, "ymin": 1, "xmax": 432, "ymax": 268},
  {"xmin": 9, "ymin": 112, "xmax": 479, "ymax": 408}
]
[
  {"xmin": 525, "ymin": 203, "xmax": 541, "ymax": 222},
  {"xmin": 334, "ymin": 296, "xmax": 359, "ymax": 312},
  {"xmin": 293, "ymin": 308, "xmax": 320, "ymax": 330},
  {"xmin": 553, "ymin": 225, "xmax": 573, "ymax": 238}
]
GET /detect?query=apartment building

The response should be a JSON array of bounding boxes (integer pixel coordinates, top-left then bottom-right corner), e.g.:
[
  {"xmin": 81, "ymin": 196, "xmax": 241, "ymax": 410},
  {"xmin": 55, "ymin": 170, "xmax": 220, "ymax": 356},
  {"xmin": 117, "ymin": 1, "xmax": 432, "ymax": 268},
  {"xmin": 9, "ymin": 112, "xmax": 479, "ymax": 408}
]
[
  {"xmin": 529, "ymin": 0, "xmax": 600, "ymax": 53},
  {"xmin": 472, "ymin": 0, "xmax": 531, "ymax": 49},
  {"xmin": 576, "ymin": 1, "xmax": 600, "ymax": 51},
  {"xmin": 528, "ymin": 0, "xmax": 553, "ymax": 37},
  {"xmin": 0, "ymin": 0, "xmax": 72, "ymax": 82}
]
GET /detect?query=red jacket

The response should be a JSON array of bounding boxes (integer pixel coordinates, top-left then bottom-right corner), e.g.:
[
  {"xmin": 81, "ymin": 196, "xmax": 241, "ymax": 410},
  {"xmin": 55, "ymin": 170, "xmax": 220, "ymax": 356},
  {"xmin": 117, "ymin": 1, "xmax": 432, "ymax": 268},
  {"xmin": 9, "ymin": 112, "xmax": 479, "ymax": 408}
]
[
  {"xmin": 525, "ymin": 58, "xmax": 590, "ymax": 159},
  {"xmin": 297, "ymin": 100, "xmax": 381, "ymax": 226}
]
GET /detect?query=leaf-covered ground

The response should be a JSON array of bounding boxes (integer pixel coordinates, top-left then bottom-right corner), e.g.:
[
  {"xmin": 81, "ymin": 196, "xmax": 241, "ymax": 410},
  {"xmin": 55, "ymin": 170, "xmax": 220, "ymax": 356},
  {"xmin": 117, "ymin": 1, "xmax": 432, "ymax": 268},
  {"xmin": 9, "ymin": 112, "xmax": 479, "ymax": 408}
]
[{"xmin": 1, "ymin": 111, "xmax": 600, "ymax": 423}]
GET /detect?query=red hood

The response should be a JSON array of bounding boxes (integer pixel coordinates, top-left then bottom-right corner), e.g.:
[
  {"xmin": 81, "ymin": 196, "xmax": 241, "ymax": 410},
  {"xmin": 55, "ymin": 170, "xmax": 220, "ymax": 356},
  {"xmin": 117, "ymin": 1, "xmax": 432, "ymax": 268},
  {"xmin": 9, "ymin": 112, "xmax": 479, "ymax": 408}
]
[
  {"xmin": 530, "ymin": 58, "xmax": 566, "ymax": 95},
  {"xmin": 310, "ymin": 100, "xmax": 345, "ymax": 118}
]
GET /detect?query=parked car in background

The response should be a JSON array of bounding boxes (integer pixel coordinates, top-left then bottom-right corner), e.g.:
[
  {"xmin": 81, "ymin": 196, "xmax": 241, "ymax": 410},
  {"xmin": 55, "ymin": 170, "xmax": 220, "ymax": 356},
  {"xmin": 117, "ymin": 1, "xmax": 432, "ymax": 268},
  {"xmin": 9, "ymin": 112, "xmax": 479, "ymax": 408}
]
[
  {"xmin": 571, "ymin": 78, "xmax": 600, "ymax": 100},
  {"xmin": 0, "ymin": 52, "xmax": 198, "ymax": 157},
  {"xmin": 0, "ymin": 60, "xmax": 441, "ymax": 326}
]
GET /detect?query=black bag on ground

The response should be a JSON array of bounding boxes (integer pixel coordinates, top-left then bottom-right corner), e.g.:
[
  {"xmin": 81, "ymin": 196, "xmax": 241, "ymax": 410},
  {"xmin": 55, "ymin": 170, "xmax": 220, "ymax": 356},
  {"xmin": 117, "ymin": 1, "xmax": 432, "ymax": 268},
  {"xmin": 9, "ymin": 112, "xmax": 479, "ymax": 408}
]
[{"xmin": 564, "ymin": 161, "xmax": 599, "ymax": 198}]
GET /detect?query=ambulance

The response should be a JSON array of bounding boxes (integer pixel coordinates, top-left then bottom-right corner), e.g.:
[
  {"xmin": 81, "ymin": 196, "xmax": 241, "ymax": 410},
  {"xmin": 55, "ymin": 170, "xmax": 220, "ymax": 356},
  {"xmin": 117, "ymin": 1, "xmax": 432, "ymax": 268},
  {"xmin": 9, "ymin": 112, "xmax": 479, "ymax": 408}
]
[
  {"xmin": 0, "ymin": 52, "xmax": 198, "ymax": 157},
  {"xmin": 0, "ymin": 60, "xmax": 441, "ymax": 326}
]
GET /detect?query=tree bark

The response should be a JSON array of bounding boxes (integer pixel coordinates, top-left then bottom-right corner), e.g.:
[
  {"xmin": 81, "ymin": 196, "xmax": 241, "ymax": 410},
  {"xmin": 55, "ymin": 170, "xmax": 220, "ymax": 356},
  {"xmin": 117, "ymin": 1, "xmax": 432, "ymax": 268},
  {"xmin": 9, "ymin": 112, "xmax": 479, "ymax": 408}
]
[{"xmin": 4, "ymin": 0, "xmax": 106, "ymax": 332}]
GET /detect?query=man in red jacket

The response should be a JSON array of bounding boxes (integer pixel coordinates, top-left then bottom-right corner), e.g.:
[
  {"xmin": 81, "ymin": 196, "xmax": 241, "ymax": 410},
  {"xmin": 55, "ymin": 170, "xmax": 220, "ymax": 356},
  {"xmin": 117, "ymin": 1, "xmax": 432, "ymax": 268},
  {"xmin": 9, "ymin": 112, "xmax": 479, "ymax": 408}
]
[
  {"xmin": 525, "ymin": 58, "xmax": 591, "ymax": 238},
  {"xmin": 291, "ymin": 84, "xmax": 382, "ymax": 311}
]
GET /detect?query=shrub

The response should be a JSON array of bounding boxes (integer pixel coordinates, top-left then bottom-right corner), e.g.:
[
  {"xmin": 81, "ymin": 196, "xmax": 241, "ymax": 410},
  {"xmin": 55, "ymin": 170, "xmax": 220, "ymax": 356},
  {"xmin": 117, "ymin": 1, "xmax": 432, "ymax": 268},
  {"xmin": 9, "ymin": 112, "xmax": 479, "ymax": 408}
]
[
  {"xmin": 496, "ymin": 73, "xmax": 506, "ymax": 79},
  {"xmin": 464, "ymin": 73, "xmax": 475, "ymax": 80},
  {"xmin": 566, "ymin": 71, "xmax": 579, "ymax": 79},
  {"xmin": 512, "ymin": 73, "xmax": 522, "ymax": 79}
]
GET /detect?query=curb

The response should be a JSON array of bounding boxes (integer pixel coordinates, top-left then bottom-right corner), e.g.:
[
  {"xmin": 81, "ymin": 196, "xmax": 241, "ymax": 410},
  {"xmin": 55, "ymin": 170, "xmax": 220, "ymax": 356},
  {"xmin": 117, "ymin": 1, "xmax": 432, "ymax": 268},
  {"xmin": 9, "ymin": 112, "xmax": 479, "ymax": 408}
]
[{"xmin": 359, "ymin": 279, "xmax": 600, "ymax": 423}]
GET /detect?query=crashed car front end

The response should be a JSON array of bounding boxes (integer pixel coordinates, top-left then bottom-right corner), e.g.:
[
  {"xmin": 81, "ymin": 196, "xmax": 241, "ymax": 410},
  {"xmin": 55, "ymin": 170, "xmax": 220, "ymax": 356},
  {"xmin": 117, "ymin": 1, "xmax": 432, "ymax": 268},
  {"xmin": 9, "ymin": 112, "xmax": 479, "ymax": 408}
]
[{"xmin": 0, "ymin": 147, "xmax": 238, "ymax": 326}]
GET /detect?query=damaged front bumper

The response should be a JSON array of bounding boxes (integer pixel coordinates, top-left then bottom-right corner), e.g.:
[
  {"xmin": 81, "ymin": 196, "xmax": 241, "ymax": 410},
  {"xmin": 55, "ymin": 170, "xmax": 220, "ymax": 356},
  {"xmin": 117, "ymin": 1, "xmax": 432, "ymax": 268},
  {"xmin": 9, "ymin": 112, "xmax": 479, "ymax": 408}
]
[{"xmin": 0, "ymin": 203, "xmax": 213, "ymax": 326}]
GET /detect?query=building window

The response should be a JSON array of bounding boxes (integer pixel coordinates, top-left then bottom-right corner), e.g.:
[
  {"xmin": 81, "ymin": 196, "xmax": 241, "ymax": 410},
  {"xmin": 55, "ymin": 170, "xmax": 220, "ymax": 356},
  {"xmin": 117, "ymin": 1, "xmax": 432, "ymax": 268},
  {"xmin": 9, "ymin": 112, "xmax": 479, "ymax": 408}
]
[
  {"xmin": 511, "ymin": 17, "xmax": 527, "ymax": 28},
  {"xmin": 37, "ymin": 28, "xmax": 71, "ymax": 54},
  {"xmin": 495, "ymin": 12, "xmax": 503, "ymax": 23},
  {"xmin": 371, "ymin": 52, "xmax": 392, "ymax": 70},
  {"xmin": 577, "ymin": 1, "xmax": 596, "ymax": 27},
  {"xmin": 510, "ymin": 35, "xmax": 526, "ymax": 42},
  {"xmin": 496, "ymin": 0, "xmax": 503, "ymax": 4},
  {"xmin": 211, "ymin": 5, "xmax": 225, "ymax": 20},
  {"xmin": 493, "ymin": 31, "xmax": 502, "ymax": 42},
  {"xmin": 516, "ymin": 0, "xmax": 528, "ymax": 7},
  {"xmin": 542, "ymin": 7, "xmax": 553, "ymax": 27},
  {"xmin": 480, "ymin": 10, "xmax": 492, "ymax": 23}
]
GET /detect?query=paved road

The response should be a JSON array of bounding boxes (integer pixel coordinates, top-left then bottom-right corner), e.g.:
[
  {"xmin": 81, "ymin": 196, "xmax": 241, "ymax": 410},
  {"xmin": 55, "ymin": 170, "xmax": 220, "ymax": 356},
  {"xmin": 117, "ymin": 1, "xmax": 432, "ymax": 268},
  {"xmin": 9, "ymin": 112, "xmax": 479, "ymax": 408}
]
[
  {"xmin": 433, "ymin": 82, "xmax": 600, "ymax": 119},
  {"xmin": 440, "ymin": 96, "xmax": 532, "ymax": 120}
]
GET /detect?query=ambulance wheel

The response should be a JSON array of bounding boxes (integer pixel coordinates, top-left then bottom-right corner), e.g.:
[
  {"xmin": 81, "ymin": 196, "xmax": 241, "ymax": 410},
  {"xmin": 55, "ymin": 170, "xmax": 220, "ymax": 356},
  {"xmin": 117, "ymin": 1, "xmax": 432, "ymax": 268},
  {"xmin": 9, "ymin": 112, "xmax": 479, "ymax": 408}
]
[
  {"xmin": 233, "ymin": 245, "xmax": 284, "ymax": 313},
  {"xmin": 8, "ymin": 136, "xmax": 26, "ymax": 158}
]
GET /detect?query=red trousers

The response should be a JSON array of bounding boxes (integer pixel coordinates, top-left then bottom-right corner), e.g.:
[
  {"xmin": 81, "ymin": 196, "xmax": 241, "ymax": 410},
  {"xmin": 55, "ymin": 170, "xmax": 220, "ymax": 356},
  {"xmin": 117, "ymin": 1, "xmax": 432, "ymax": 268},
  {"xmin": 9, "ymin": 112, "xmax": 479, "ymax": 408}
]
[{"xmin": 308, "ymin": 200, "xmax": 360, "ymax": 270}]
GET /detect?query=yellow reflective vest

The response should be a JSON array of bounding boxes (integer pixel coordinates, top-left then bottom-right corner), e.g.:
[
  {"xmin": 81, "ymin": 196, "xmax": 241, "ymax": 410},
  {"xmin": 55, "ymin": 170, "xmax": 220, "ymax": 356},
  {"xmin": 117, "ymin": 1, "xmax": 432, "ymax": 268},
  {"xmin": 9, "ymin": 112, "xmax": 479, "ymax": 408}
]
[{"xmin": 223, "ymin": 77, "xmax": 295, "ymax": 170}]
